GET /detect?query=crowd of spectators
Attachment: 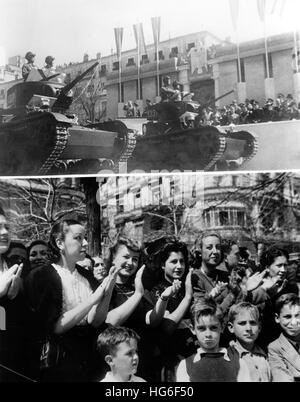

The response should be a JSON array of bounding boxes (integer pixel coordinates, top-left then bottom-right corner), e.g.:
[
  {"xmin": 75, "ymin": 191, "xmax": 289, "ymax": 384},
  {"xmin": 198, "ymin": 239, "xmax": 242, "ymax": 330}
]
[
  {"xmin": 1, "ymin": 205, "xmax": 300, "ymax": 383},
  {"xmin": 199, "ymin": 94, "xmax": 300, "ymax": 126}
]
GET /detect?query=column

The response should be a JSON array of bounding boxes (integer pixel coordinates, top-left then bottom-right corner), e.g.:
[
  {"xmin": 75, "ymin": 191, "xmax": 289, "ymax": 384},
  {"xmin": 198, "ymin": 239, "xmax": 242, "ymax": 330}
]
[
  {"xmin": 236, "ymin": 82, "xmax": 247, "ymax": 103},
  {"xmin": 178, "ymin": 68, "xmax": 190, "ymax": 92},
  {"xmin": 264, "ymin": 78, "xmax": 275, "ymax": 101},
  {"xmin": 293, "ymin": 72, "xmax": 300, "ymax": 105}
]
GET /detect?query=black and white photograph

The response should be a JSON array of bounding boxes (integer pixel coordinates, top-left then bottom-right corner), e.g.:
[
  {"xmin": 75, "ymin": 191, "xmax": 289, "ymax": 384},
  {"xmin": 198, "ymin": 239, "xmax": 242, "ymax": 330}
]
[
  {"xmin": 1, "ymin": 0, "xmax": 300, "ymax": 386},
  {"xmin": 0, "ymin": 0, "xmax": 299, "ymax": 175}
]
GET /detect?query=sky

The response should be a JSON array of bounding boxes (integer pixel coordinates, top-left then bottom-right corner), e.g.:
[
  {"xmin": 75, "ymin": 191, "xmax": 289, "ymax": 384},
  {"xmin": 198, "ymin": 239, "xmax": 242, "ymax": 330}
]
[{"xmin": 0, "ymin": 0, "xmax": 299, "ymax": 67}]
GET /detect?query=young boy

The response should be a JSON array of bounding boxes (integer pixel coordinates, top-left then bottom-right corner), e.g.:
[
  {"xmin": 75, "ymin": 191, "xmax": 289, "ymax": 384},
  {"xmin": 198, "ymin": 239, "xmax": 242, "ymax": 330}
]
[
  {"xmin": 227, "ymin": 302, "xmax": 272, "ymax": 382},
  {"xmin": 268, "ymin": 293, "xmax": 300, "ymax": 382},
  {"xmin": 176, "ymin": 297, "xmax": 251, "ymax": 382},
  {"xmin": 97, "ymin": 326, "xmax": 146, "ymax": 382}
]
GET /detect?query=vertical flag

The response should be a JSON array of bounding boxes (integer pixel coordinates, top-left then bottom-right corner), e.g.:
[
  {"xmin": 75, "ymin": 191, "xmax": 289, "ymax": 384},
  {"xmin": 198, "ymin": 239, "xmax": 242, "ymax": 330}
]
[
  {"xmin": 229, "ymin": 0, "xmax": 239, "ymax": 31},
  {"xmin": 114, "ymin": 27, "xmax": 124, "ymax": 103},
  {"xmin": 257, "ymin": 0, "xmax": 267, "ymax": 22},
  {"xmin": 133, "ymin": 23, "xmax": 147, "ymax": 55},
  {"xmin": 257, "ymin": 0, "xmax": 270, "ymax": 78},
  {"xmin": 151, "ymin": 16, "xmax": 161, "ymax": 53},
  {"xmin": 151, "ymin": 16, "xmax": 161, "ymax": 96},
  {"xmin": 271, "ymin": 0, "xmax": 286, "ymax": 15},
  {"xmin": 133, "ymin": 23, "xmax": 147, "ymax": 99},
  {"xmin": 228, "ymin": 0, "xmax": 242, "ymax": 83},
  {"xmin": 114, "ymin": 27, "xmax": 124, "ymax": 59}
]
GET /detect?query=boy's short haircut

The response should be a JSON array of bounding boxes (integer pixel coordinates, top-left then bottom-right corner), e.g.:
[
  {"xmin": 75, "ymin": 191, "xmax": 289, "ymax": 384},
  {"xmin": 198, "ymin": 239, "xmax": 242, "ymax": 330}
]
[
  {"xmin": 97, "ymin": 326, "xmax": 140, "ymax": 358},
  {"xmin": 274, "ymin": 293, "xmax": 300, "ymax": 315},
  {"xmin": 191, "ymin": 296, "xmax": 224, "ymax": 326},
  {"xmin": 228, "ymin": 302, "xmax": 260, "ymax": 324}
]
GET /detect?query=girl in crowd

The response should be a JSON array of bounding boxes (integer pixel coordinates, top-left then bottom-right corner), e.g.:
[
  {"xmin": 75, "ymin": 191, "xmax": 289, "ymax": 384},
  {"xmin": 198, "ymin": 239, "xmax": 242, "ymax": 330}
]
[
  {"xmin": 27, "ymin": 240, "xmax": 50, "ymax": 272},
  {"xmin": 144, "ymin": 238, "xmax": 196, "ymax": 381},
  {"xmin": 0, "ymin": 206, "xmax": 25, "ymax": 382},
  {"xmin": 251, "ymin": 246, "xmax": 299, "ymax": 349},
  {"xmin": 24, "ymin": 218, "xmax": 119, "ymax": 382}
]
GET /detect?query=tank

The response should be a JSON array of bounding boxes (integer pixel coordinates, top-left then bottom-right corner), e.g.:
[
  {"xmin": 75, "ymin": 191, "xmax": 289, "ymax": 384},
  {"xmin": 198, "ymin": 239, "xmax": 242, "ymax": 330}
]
[
  {"xmin": 0, "ymin": 62, "xmax": 136, "ymax": 175},
  {"xmin": 127, "ymin": 96, "xmax": 258, "ymax": 172}
]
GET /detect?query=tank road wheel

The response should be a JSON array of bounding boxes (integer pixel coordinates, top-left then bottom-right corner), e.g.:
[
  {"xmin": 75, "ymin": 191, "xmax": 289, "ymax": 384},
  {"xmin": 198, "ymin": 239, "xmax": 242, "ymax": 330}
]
[{"xmin": 194, "ymin": 126, "xmax": 227, "ymax": 171}]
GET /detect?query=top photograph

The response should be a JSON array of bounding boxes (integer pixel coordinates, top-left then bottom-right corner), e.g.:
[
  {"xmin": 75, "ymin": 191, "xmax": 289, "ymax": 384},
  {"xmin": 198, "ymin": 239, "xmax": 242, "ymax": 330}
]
[{"xmin": 0, "ymin": 0, "xmax": 299, "ymax": 176}]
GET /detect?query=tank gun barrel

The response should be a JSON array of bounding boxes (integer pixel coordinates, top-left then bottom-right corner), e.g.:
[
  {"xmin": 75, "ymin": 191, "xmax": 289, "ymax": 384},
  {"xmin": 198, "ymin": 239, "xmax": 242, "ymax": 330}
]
[
  {"xmin": 203, "ymin": 89, "xmax": 235, "ymax": 107},
  {"xmin": 60, "ymin": 61, "xmax": 99, "ymax": 95},
  {"xmin": 52, "ymin": 62, "xmax": 99, "ymax": 111}
]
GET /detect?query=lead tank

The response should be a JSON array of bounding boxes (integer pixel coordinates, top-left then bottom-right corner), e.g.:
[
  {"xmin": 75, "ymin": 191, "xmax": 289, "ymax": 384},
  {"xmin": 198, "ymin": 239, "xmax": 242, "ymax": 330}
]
[
  {"xmin": 127, "ymin": 95, "xmax": 258, "ymax": 172},
  {"xmin": 0, "ymin": 62, "xmax": 135, "ymax": 175}
]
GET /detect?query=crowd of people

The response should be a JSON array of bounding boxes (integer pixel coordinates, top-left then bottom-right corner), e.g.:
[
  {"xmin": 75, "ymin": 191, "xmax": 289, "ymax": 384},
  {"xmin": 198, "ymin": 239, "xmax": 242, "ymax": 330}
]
[
  {"xmin": 199, "ymin": 94, "xmax": 300, "ymax": 126},
  {"xmin": 1, "ymin": 205, "xmax": 300, "ymax": 383}
]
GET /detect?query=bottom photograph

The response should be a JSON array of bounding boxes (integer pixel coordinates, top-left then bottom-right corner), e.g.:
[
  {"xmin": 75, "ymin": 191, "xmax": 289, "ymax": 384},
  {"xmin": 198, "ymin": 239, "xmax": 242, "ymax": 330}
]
[{"xmin": 0, "ymin": 171, "xmax": 300, "ymax": 383}]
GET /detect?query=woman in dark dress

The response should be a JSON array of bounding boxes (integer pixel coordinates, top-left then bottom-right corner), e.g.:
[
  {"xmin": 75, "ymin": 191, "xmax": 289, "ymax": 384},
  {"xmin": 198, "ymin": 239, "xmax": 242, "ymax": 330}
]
[
  {"xmin": 24, "ymin": 218, "xmax": 118, "ymax": 382},
  {"xmin": 143, "ymin": 238, "xmax": 196, "ymax": 381}
]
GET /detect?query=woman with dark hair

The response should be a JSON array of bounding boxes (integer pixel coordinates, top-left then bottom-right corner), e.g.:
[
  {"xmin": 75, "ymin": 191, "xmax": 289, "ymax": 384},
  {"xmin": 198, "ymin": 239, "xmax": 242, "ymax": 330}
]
[
  {"xmin": 27, "ymin": 240, "xmax": 49, "ymax": 272},
  {"xmin": 143, "ymin": 238, "xmax": 196, "ymax": 381},
  {"xmin": 250, "ymin": 246, "xmax": 299, "ymax": 349},
  {"xmin": 24, "ymin": 218, "xmax": 119, "ymax": 382},
  {"xmin": 0, "ymin": 206, "xmax": 26, "ymax": 382}
]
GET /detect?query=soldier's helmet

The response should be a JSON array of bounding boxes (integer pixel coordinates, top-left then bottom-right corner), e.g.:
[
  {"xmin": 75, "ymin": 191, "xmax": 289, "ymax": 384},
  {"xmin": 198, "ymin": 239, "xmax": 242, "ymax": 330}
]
[
  {"xmin": 25, "ymin": 51, "xmax": 35, "ymax": 61},
  {"xmin": 45, "ymin": 55, "xmax": 55, "ymax": 64}
]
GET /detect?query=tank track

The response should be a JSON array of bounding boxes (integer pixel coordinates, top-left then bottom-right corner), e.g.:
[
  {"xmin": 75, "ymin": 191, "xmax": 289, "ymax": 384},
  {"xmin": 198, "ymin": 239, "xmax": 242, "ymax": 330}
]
[
  {"xmin": 203, "ymin": 134, "xmax": 227, "ymax": 171},
  {"xmin": 241, "ymin": 132, "xmax": 259, "ymax": 164},
  {"xmin": 38, "ymin": 122, "xmax": 70, "ymax": 175},
  {"xmin": 114, "ymin": 131, "xmax": 137, "ymax": 173}
]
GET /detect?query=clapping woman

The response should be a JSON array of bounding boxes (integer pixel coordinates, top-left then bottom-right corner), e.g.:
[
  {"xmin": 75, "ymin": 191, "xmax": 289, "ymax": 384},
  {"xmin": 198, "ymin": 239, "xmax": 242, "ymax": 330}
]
[
  {"xmin": 25, "ymin": 218, "xmax": 118, "ymax": 382},
  {"xmin": 143, "ymin": 238, "xmax": 196, "ymax": 381}
]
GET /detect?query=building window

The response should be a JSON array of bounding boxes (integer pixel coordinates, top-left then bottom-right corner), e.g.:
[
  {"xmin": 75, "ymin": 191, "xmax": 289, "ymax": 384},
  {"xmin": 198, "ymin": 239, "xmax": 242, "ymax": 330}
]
[
  {"xmin": 187, "ymin": 42, "xmax": 195, "ymax": 52},
  {"xmin": 113, "ymin": 61, "xmax": 119, "ymax": 71},
  {"xmin": 126, "ymin": 57, "xmax": 136, "ymax": 67},
  {"xmin": 100, "ymin": 64, "xmax": 106, "ymax": 75},
  {"xmin": 155, "ymin": 51, "xmax": 165, "ymax": 61},
  {"xmin": 219, "ymin": 210, "xmax": 230, "ymax": 226},
  {"xmin": 237, "ymin": 211, "xmax": 246, "ymax": 226},
  {"xmin": 236, "ymin": 58, "xmax": 245, "ymax": 82},
  {"xmin": 263, "ymin": 53, "xmax": 273, "ymax": 78},
  {"xmin": 170, "ymin": 46, "xmax": 179, "ymax": 58},
  {"xmin": 141, "ymin": 54, "xmax": 149, "ymax": 64}
]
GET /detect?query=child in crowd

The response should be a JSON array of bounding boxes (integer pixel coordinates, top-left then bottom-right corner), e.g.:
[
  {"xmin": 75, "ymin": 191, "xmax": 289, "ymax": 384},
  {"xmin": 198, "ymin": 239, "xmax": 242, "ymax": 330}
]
[
  {"xmin": 268, "ymin": 293, "xmax": 300, "ymax": 382},
  {"xmin": 176, "ymin": 297, "xmax": 251, "ymax": 382},
  {"xmin": 227, "ymin": 302, "xmax": 271, "ymax": 382},
  {"xmin": 97, "ymin": 326, "xmax": 146, "ymax": 382}
]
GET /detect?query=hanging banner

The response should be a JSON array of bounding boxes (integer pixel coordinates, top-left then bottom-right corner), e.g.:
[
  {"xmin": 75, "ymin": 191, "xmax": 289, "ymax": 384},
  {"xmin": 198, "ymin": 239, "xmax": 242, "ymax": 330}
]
[
  {"xmin": 133, "ymin": 23, "xmax": 147, "ymax": 55},
  {"xmin": 257, "ymin": 0, "xmax": 267, "ymax": 22},
  {"xmin": 114, "ymin": 27, "xmax": 124, "ymax": 59},
  {"xmin": 151, "ymin": 16, "xmax": 161, "ymax": 53},
  {"xmin": 228, "ymin": 0, "xmax": 239, "ymax": 31},
  {"xmin": 271, "ymin": 0, "xmax": 286, "ymax": 15}
]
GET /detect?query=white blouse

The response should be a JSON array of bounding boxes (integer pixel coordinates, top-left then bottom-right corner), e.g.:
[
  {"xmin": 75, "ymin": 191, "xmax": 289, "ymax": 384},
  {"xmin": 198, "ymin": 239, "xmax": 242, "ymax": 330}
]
[{"xmin": 52, "ymin": 263, "xmax": 93, "ymax": 326}]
